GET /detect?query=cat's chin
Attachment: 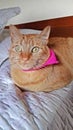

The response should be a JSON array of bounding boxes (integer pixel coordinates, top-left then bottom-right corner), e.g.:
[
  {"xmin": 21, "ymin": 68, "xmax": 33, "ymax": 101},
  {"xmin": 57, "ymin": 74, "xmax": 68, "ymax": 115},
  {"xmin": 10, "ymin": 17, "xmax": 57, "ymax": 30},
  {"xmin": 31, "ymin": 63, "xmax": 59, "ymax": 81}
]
[
  {"xmin": 21, "ymin": 65, "xmax": 40, "ymax": 71},
  {"xmin": 22, "ymin": 65, "xmax": 44, "ymax": 71},
  {"xmin": 20, "ymin": 63, "xmax": 44, "ymax": 71},
  {"xmin": 22, "ymin": 68, "xmax": 39, "ymax": 72},
  {"xmin": 22, "ymin": 66, "xmax": 38, "ymax": 71}
]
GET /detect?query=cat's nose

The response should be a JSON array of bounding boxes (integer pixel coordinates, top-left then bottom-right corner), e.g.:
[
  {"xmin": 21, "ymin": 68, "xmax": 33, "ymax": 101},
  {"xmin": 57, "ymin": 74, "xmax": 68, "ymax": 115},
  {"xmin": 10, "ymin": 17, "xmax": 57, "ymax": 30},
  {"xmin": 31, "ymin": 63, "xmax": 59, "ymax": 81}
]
[
  {"xmin": 23, "ymin": 57, "xmax": 28, "ymax": 61},
  {"xmin": 20, "ymin": 53, "xmax": 30, "ymax": 61}
]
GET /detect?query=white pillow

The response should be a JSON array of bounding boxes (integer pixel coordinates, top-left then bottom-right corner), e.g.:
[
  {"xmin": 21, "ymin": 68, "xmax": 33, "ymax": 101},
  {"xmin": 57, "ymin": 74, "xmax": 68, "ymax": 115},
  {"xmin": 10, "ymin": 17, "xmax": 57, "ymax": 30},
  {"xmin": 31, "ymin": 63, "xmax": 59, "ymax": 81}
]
[{"xmin": 0, "ymin": 7, "xmax": 20, "ymax": 34}]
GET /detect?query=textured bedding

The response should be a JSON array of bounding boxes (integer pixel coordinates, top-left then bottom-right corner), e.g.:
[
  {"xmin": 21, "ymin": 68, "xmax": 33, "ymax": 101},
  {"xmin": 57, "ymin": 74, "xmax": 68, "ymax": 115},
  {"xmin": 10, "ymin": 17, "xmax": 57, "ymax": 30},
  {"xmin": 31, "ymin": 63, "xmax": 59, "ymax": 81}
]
[{"xmin": 0, "ymin": 29, "xmax": 73, "ymax": 130}]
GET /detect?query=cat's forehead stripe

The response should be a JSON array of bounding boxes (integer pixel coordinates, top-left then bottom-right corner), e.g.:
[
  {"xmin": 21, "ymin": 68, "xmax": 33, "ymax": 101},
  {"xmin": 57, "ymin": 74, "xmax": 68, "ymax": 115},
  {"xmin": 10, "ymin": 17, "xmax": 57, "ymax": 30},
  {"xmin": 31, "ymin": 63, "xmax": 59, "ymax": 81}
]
[{"xmin": 22, "ymin": 34, "xmax": 42, "ymax": 46}]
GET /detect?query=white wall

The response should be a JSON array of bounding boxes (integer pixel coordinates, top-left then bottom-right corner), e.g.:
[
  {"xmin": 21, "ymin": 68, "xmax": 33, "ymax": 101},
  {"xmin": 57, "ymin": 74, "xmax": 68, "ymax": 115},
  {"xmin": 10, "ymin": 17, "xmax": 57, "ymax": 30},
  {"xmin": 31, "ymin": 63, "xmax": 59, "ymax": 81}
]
[{"xmin": 0, "ymin": 0, "xmax": 73, "ymax": 25}]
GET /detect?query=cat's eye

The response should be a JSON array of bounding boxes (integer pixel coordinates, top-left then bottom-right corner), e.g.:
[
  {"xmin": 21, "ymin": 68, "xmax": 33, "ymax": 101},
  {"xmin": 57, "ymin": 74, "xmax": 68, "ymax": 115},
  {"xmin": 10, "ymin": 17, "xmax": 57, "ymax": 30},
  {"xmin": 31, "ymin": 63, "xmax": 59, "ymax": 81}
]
[
  {"xmin": 14, "ymin": 45, "xmax": 22, "ymax": 52},
  {"xmin": 31, "ymin": 46, "xmax": 39, "ymax": 53}
]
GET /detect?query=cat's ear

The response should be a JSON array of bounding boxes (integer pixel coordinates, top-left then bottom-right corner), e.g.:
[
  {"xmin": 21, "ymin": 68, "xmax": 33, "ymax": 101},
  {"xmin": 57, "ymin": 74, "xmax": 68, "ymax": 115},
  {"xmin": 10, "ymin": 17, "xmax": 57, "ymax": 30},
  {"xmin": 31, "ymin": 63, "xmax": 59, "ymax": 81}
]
[
  {"xmin": 40, "ymin": 26, "xmax": 51, "ymax": 39},
  {"xmin": 9, "ymin": 25, "xmax": 22, "ymax": 43}
]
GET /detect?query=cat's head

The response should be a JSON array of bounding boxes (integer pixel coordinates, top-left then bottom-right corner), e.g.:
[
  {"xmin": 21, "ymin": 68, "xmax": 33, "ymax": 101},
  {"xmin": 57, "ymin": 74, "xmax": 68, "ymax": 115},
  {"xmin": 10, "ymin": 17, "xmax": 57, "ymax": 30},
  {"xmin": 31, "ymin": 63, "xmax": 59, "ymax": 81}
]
[{"xmin": 9, "ymin": 25, "xmax": 51, "ymax": 71}]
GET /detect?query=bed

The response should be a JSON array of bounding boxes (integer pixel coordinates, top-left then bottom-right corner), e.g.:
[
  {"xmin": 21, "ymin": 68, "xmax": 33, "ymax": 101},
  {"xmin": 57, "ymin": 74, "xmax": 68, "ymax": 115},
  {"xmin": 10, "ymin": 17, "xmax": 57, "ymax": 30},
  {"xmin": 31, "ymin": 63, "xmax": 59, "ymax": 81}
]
[{"xmin": 0, "ymin": 9, "xmax": 73, "ymax": 130}]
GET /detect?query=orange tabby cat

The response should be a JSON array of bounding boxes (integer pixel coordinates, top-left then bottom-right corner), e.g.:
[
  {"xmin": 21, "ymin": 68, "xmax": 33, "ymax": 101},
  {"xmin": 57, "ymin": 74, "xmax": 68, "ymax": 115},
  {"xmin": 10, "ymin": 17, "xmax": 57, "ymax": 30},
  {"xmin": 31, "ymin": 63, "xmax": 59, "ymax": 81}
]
[{"xmin": 9, "ymin": 25, "xmax": 73, "ymax": 92}]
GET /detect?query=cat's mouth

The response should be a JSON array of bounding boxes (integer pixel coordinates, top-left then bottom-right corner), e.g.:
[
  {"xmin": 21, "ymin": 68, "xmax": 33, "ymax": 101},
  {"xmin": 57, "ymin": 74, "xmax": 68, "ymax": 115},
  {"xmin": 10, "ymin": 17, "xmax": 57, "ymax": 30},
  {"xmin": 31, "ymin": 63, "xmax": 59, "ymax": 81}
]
[{"xmin": 22, "ymin": 49, "xmax": 59, "ymax": 71}]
